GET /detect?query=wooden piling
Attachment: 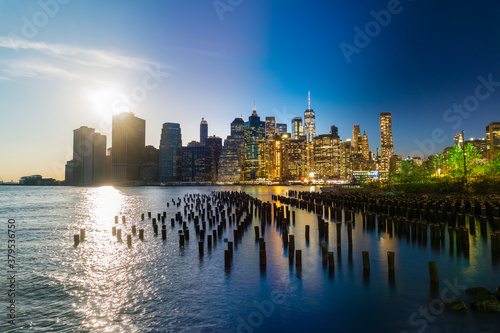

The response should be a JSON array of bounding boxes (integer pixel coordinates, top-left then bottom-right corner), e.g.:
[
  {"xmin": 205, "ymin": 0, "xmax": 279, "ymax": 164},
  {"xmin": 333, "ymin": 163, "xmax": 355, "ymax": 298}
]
[
  {"xmin": 117, "ymin": 229, "xmax": 122, "ymax": 242},
  {"xmin": 328, "ymin": 251, "xmax": 334, "ymax": 269},
  {"xmin": 80, "ymin": 229, "xmax": 85, "ymax": 242},
  {"xmin": 224, "ymin": 250, "xmax": 231, "ymax": 266},
  {"xmin": 139, "ymin": 229, "xmax": 144, "ymax": 241},
  {"xmin": 199, "ymin": 241, "xmax": 204, "ymax": 256},
  {"xmin": 127, "ymin": 234, "xmax": 132, "ymax": 248},
  {"xmin": 179, "ymin": 234, "xmax": 185, "ymax": 247},
  {"xmin": 305, "ymin": 225, "xmax": 310, "ymax": 241},
  {"xmin": 112, "ymin": 226, "xmax": 116, "ymax": 236},
  {"xmin": 132, "ymin": 225, "xmax": 136, "ymax": 235},
  {"xmin": 73, "ymin": 234, "xmax": 79, "ymax": 247}
]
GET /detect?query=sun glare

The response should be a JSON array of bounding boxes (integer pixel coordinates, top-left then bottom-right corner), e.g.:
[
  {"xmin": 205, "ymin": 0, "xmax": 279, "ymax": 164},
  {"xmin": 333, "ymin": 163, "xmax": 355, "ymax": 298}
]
[{"xmin": 82, "ymin": 86, "xmax": 123, "ymax": 117}]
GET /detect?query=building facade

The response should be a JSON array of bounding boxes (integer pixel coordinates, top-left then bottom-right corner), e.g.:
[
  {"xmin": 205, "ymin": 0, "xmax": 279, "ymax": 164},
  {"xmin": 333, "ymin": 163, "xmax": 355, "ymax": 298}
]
[
  {"xmin": 111, "ymin": 112, "xmax": 146, "ymax": 183},
  {"xmin": 380, "ymin": 112, "xmax": 394, "ymax": 172},
  {"xmin": 159, "ymin": 123, "xmax": 182, "ymax": 181}
]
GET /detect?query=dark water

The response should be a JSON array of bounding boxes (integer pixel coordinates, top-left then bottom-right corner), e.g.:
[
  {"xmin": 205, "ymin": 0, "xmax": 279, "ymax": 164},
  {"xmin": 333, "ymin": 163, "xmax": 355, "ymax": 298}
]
[{"xmin": 0, "ymin": 186, "xmax": 498, "ymax": 333}]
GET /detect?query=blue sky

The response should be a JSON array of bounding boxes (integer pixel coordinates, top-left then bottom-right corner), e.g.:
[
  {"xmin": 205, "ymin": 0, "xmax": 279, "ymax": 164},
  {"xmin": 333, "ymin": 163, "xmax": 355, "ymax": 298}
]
[{"xmin": 1, "ymin": 0, "xmax": 500, "ymax": 181}]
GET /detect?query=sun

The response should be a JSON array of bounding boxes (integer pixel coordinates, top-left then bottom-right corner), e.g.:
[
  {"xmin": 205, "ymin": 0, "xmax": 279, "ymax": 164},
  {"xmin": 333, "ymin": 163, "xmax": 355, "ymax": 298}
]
[{"xmin": 82, "ymin": 86, "xmax": 123, "ymax": 117}]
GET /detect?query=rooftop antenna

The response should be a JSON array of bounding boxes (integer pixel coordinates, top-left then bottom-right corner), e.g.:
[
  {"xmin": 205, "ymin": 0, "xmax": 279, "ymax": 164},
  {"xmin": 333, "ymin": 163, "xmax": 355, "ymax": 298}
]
[
  {"xmin": 253, "ymin": 99, "xmax": 256, "ymax": 111},
  {"xmin": 308, "ymin": 90, "xmax": 311, "ymax": 110}
]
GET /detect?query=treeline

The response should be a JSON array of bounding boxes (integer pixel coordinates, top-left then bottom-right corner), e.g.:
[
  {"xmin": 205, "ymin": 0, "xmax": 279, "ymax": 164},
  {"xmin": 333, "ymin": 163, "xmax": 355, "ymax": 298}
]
[{"xmin": 365, "ymin": 143, "xmax": 500, "ymax": 194}]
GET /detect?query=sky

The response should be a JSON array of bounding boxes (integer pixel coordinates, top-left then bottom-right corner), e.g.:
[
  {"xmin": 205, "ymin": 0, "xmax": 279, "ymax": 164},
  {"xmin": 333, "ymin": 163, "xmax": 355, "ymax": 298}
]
[{"xmin": 1, "ymin": 0, "xmax": 500, "ymax": 181}]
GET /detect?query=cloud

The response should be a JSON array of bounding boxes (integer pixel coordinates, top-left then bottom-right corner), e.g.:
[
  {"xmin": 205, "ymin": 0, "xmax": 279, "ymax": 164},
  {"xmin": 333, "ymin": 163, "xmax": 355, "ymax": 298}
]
[{"xmin": 0, "ymin": 36, "xmax": 168, "ymax": 81}]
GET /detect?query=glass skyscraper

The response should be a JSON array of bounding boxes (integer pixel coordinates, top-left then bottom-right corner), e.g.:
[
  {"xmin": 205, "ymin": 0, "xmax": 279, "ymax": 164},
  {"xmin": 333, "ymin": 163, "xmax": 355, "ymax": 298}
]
[{"xmin": 159, "ymin": 123, "xmax": 182, "ymax": 181}]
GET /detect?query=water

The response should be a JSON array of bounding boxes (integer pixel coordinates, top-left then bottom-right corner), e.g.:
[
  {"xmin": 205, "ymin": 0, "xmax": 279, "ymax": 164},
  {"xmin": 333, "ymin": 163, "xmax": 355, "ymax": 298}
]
[{"xmin": 0, "ymin": 186, "xmax": 499, "ymax": 333}]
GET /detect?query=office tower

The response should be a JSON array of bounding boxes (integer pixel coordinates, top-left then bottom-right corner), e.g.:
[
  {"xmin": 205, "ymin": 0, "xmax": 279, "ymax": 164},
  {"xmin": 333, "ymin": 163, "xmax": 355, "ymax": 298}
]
[
  {"xmin": 380, "ymin": 112, "xmax": 394, "ymax": 172},
  {"xmin": 292, "ymin": 117, "xmax": 304, "ymax": 139},
  {"xmin": 218, "ymin": 117, "xmax": 245, "ymax": 182},
  {"xmin": 352, "ymin": 125, "xmax": 361, "ymax": 153},
  {"xmin": 111, "ymin": 112, "xmax": 146, "ymax": 183},
  {"xmin": 330, "ymin": 125, "xmax": 339, "ymax": 138},
  {"xmin": 265, "ymin": 134, "xmax": 283, "ymax": 181},
  {"xmin": 231, "ymin": 116, "xmax": 245, "ymax": 139},
  {"xmin": 265, "ymin": 117, "xmax": 276, "ymax": 140},
  {"xmin": 282, "ymin": 135, "xmax": 306, "ymax": 180},
  {"xmin": 304, "ymin": 91, "xmax": 316, "ymax": 143},
  {"xmin": 200, "ymin": 118, "xmax": 208, "ymax": 146},
  {"xmin": 159, "ymin": 123, "xmax": 182, "ymax": 181},
  {"xmin": 486, "ymin": 122, "xmax": 500, "ymax": 162},
  {"xmin": 243, "ymin": 106, "xmax": 266, "ymax": 180},
  {"xmin": 181, "ymin": 145, "xmax": 213, "ymax": 182},
  {"xmin": 205, "ymin": 136, "xmax": 223, "ymax": 180},
  {"xmin": 340, "ymin": 141, "xmax": 352, "ymax": 180},
  {"xmin": 140, "ymin": 145, "xmax": 159, "ymax": 182},
  {"xmin": 362, "ymin": 131, "xmax": 370, "ymax": 161},
  {"xmin": 276, "ymin": 123, "xmax": 287, "ymax": 135},
  {"xmin": 65, "ymin": 126, "xmax": 106, "ymax": 185},
  {"xmin": 312, "ymin": 134, "xmax": 340, "ymax": 179}
]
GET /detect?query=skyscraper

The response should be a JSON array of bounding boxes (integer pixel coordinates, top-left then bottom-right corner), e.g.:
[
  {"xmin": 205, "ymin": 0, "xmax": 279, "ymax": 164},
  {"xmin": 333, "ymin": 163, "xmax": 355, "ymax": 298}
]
[
  {"xmin": 352, "ymin": 124, "xmax": 361, "ymax": 153},
  {"xmin": 200, "ymin": 118, "xmax": 208, "ymax": 146},
  {"xmin": 380, "ymin": 112, "xmax": 394, "ymax": 172},
  {"xmin": 486, "ymin": 122, "xmax": 500, "ymax": 162},
  {"xmin": 218, "ymin": 117, "xmax": 245, "ymax": 182},
  {"xmin": 243, "ymin": 106, "xmax": 266, "ymax": 180},
  {"xmin": 304, "ymin": 91, "xmax": 316, "ymax": 143},
  {"xmin": 111, "ymin": 112, "xmax": 146, "ymax": 183},
  {"xmin": 66, "ymin": 126, "xmax": 106, "ymax": 185},
  {"xmin": 265, "ymin": 117, "xmax": 276, "ymax": 140},
  {"xmin": 276, "ymin": 123, "xmax": 287, "ymax": 135},
  {"xmin": 292, "ymin": 117, "xmax": 304, "ymax": 139},
  {"xmin": 362, "ymin": 131, "xmax": 370, "ymax": 161},
  {"xmin": 205, "ymin": 136, "xmax": 223, "ymax": 180},
  {"xmin": 159, "ymin": 123, "xmax": 182, "ymax": 181},
  {"xmin": 330, "ymin": 125, "xmax": 339, "ymax": 138}
]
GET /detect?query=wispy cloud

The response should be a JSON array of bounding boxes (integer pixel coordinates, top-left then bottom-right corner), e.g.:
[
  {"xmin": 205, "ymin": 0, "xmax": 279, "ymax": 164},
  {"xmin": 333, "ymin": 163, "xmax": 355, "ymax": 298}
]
[{"xmin": 0, "ymin": 36, "xmax": 167, "ymax": 81}]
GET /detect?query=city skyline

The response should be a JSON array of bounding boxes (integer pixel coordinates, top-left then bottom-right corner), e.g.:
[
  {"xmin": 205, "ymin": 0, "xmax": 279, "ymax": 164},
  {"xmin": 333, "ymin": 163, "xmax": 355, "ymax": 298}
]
[{"xmin": 2, "ymin": 0, "xmax": 500, "ymax": 181}]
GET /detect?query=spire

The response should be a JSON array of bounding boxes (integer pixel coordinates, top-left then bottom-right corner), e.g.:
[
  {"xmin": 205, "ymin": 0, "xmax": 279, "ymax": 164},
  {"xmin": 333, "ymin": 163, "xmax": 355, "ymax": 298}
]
[
  {"xmin": 252, "ymin": 100, "xmax": 257, "ymax": 116},
  {"xmin": 308, "ymin": 90, "xmax": 311, "ymax": 110}
]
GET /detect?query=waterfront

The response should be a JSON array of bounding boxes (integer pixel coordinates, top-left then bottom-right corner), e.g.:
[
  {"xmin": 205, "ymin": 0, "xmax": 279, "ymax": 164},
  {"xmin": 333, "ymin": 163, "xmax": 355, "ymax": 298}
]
[{"xmin": 0, "ymin": 186, "xmax": 499, "ymax": 332}]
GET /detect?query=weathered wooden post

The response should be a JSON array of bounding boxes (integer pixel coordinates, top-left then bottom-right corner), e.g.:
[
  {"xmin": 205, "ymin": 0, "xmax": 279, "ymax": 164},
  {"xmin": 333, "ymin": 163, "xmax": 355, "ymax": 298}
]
[
  {"xmin": 127, "ymin": 234, "xmax": 132, "ymax": 248},
  {"xmin": 80, "ymin": 229, "xmax": 85, "ymax": 242},
  {"xmin": 260, "ymin": 250, "xmax": 267, "ymax": 267},
  {"xmin": 73, "ymin": 234, "xmax": 79, "ymax": 247},
  {"xmin": 112, "ymin": 226, "xmax": 117, "ymax": 236},
  {"xmin": 132, "ymin": 225, "xmax": 136, "ymax": 235},
  {"xmin": 117, "ymin": 229, "xmax": 122, "ymax": 242},
  {"xmin": 139, "ymin": 229, "xmax": 144, "ymax": 241},
  {"xmin": 305, "ymin": 225, "xmax": 310, "ymax": 241}
]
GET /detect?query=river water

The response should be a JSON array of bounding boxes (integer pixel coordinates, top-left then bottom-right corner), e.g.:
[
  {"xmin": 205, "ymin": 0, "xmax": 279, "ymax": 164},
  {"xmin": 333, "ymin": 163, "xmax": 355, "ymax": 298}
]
[{"xmin": 0, "ymin": 186, "xmax": 498, "ymax": 332}]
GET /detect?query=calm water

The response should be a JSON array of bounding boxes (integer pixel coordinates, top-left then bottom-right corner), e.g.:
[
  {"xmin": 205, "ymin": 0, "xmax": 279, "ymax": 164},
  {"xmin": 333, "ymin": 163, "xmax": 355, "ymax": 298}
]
[{"xmin": 0, "ymin": 186, "xmax": 498, "ymax": 333}]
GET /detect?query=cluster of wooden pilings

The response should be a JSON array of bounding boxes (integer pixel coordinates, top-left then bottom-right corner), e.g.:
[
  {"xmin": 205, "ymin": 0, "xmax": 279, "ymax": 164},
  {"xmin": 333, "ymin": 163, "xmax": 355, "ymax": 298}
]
[{"xmin": 275, "ymin": 191, "xmax": 500, "ymax": 259}]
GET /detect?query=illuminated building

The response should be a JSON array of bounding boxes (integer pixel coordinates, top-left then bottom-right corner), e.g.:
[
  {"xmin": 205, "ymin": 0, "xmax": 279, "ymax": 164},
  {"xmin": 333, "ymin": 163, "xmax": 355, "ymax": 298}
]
[
  {"xmin": 304, "ymin": 91, "xmax": 316, "ymax": 143},
  {"xmin": 352, "ymin": 124, "xmax": 361, "ymax": 153},
  {"xmin": 243, "ymin": 106, "xmax": 266, "ymax": 180},
  {"xmin": 292, "ymin": 117, "xmax": 304, "ymax": 139},
  {"xmin": 265, "ymin": 117, "xmax": 276, "ymax": 140},
  {"xmin": 283, "ymin": 135, "xmax": 306, "ymax": 181},
  {"xmin": 486, "ymin": 122, "xmax": 500, "ymax": 162},
  {"xmin": 312, "ymin": 134, "xmax": 340, "ymax": 179},
  {"xmin": 380, "ymin": 112, "xmax": 394, "ymax": 172},
  {"xmin": 276, "ymin": 123, "xmax": 287, "ymax": 135}
]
